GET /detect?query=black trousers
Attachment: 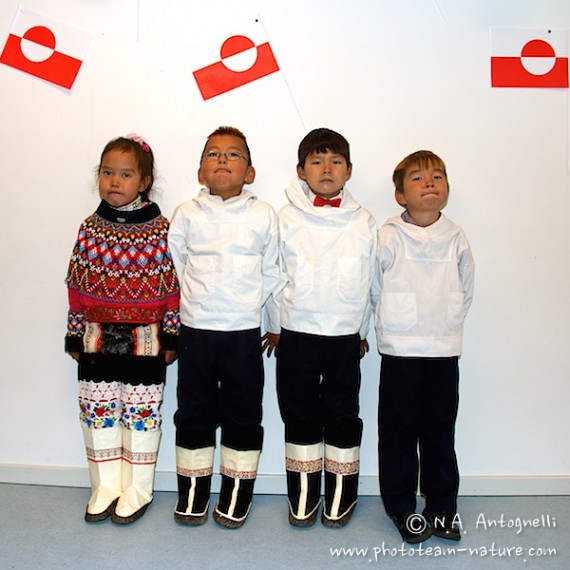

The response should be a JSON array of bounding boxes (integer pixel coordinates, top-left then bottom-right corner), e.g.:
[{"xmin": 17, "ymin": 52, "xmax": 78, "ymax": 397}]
[
  {"xmin": 175, "ymin": 326, "xmax": 264, "ymax": 451},
  {"xmin": 277, "ymin": 328, "xmax": 362, "ymax": 447},
  {"xmin": 378, "ymin": 355, "xmax": 460, "ymax": 515}
]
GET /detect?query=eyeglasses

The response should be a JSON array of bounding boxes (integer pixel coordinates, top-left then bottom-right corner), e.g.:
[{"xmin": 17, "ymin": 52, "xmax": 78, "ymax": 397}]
[{"xmin": 202, "ymin": 151, "xmax": 248, "ymax": 162}]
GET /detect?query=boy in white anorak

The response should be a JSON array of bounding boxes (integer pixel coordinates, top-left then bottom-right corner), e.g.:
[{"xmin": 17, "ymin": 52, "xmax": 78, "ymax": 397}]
[
  {"xmin": 265, "ymin": 128, "xmax": 377, "ymax": 528},
  {"xmin": 168, "ymin": 126, "xmax": 280, "ymax": 529},
  {"xmin": 374, "ymin": 150, "xmax": 474, "ymax": 544}
]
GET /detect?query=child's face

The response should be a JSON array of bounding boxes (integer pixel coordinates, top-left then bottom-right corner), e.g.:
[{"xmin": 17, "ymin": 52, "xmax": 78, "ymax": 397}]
[
  {"xmin": 297, "ymin": 150, "xmax": 352, "ymax": 199},
  {"xmin": 198, "ymin": 134, "xmax": 255, "ymax": 200},
  {"xmin": 396, "ymin": 162, "xmax": 449, "ymax": 224},
  {"xmin": 98, "ymin": 150, "xmax": 149, "ymax": 208}
]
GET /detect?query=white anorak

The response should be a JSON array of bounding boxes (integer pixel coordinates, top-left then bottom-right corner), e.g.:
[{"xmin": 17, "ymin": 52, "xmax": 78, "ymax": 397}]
[
  {"xmin": 374, "ymin": 214, "xmax": 475, "ymax": 357},
  {"xmin": 269, "ymin": 178, "xmax": 377, "ymax": 339},
  {"xmin": 168, "ymin": 188, "xmax": 280, "ymax": 331}
]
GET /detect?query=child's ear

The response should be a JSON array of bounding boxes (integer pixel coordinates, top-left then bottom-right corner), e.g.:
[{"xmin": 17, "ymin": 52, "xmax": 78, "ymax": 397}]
[
  {"xmin": 245, "ymin": 165, "xmax": 256, "ymax": 185},
  {"xmin": 395, "ymin": 188, "xmax": 406, "ymax": 207},
  {"xmin": 140, "ymin": 176, "xmax": 151, "ymax": 194},
  {"xmin": 297, "ymin": 165, "xmax": 307, "ymax": 181},
  {"xmin": 198, "ymin": 167, "xmax": 204, "ymax": 185}
]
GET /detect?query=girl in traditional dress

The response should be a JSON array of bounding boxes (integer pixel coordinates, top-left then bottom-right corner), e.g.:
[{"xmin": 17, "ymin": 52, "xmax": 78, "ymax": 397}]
[{"xmin": 65, "ymin": 134, "xmax": 180, "ymax": 524}]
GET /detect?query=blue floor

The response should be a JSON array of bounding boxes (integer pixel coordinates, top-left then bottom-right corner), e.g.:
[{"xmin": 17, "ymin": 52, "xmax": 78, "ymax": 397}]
[{"xmin": 1, "ymin": 484, "xmax": 568, "ymax": 569}]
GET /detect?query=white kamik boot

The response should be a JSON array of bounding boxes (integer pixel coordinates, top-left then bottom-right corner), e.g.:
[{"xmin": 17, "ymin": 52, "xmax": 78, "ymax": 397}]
[
  {"xmin": 82, "ymin": 424, "xmax": 122, "ymax": 522},
  {"xmin": 112, "ymin": 428, "xmax": 161, "ymax": 524}
]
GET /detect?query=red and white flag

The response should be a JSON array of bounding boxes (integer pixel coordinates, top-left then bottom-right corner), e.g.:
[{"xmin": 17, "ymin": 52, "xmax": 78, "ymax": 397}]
[
  {"xmin": 0, "ymin": 7, "xmax": 93, "ymax": 90},
  {"xmin": 491, "ymin": 28, "xmax": 569, "ymax": 88},
  {"xmin": 193, "ymin": 22, "xmax": 280, "ymax": 100}
]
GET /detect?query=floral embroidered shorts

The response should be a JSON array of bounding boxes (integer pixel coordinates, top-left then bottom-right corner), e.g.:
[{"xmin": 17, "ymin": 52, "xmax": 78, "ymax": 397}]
[{"xmin": 78, "ymin": 380, "xmax": 163, "ymax": 431}]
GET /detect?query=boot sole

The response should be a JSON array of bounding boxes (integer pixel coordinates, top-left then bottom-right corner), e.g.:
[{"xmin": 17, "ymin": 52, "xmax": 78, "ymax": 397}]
[
  {"xmin": 289, "ymin": 509, "xmax": 318, "ymax": 527},
  {"xmin": 213, "ymin": 509, "xmax": 247, "ymax": 529},
  {"xmin": 84, "ymin": 498, "xmax": 119, "ymax": 523},
  {"xmin": 111, "ymin": 501, "xmax": 151, "ymax": 525},
  {"xmin": 322, "ymin": 502, "xmax": 357, "ymax": 528},
  {"xmin": 174, "ymin": 511, "xmax": 208, "ymax": 526}
]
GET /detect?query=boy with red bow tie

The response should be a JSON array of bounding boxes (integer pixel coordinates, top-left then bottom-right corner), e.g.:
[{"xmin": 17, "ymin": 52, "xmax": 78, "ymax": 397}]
[{"xmin": 263, "ymin": 128, "xmax": 376, "ymax": 528}]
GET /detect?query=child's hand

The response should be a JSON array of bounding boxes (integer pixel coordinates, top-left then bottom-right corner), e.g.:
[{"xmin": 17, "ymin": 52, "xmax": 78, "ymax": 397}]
[
  {"xmin": 67, "ymin": 351, "xmax": 80, "ymax": 362},
  {"xmin": 359, "ymin": 339, "xmax": 369, "ymax": 359},
  {"xmin": 163, "ymin": 350, "xmax": 178, "ymax": 365},
  {"xmin": 261, "ymin": 333, "xmax": 280, "ymax": 357}
]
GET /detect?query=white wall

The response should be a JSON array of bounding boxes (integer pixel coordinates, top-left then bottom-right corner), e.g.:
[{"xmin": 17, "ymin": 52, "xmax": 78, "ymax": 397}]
[{"xmin": 0, "ymin": 0, "xmax": 568, "ymax": 495}]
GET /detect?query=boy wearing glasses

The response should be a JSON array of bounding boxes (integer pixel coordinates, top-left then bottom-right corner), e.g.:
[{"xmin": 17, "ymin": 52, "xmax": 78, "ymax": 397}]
[
  {"xmin": 168, "ymin": 126, "xmax": 280, "ymax": 528},
  {"xmin": 264, "ymin": 128, "xmax": 377, "ymax": 528}
]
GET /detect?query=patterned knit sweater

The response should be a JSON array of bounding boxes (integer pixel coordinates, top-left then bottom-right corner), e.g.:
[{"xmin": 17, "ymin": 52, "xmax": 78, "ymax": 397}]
[{"xmin": 65, "ymin": 201, "xmax": 180, "ymax": 353}]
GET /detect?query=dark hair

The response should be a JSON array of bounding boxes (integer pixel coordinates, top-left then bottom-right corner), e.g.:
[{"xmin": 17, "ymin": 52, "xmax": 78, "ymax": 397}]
[
  {"xmin": 201, "ymin": 126, "xmax": 252, "ymax": 165},
  {"xmin": 297, "ymin": 128, "xmax": 351, "ymax": 169},
  {"xmin": 392, "ymin": 150, "xmax": 448, "ymax": 194},
  {"xmin": 98, "ymin": 136, "xmax": 155, "ymax": 200}
]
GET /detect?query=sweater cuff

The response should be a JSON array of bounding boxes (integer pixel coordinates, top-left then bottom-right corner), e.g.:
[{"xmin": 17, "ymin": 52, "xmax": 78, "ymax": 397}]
[
  {"xmin": 65, "ymin": 335, "xmax": 83, "ymax": 353},
  {"xmin": 162, "ymin": 309, "xmax": 180, "ymax": 337},
  {"xmin": 160, "ymin": 332, "xmax": 178, "ymax": 352}
]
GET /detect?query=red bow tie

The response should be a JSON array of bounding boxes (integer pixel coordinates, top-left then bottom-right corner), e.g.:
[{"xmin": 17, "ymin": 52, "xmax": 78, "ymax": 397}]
[{"xmin": 313, "ymin": 195, "xmax": 341, "ymax": 208}]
